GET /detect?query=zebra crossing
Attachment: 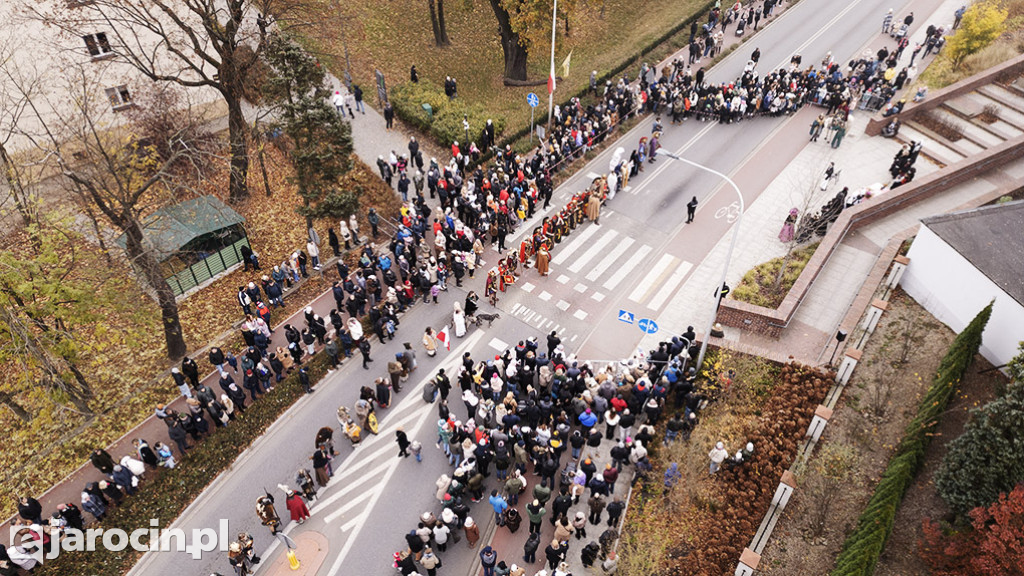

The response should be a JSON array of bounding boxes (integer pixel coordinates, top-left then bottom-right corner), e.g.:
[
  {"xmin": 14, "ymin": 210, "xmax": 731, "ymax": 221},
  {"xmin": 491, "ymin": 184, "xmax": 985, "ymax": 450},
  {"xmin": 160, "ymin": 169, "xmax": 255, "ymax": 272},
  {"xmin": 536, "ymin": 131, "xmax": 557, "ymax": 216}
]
[
  {"xmin": 261, "ymin": 331, "xmax": 488, "ymax": 575},
  {"xmin": 511, "ymin": 224, "xmax": 694, "ymax": 335}
]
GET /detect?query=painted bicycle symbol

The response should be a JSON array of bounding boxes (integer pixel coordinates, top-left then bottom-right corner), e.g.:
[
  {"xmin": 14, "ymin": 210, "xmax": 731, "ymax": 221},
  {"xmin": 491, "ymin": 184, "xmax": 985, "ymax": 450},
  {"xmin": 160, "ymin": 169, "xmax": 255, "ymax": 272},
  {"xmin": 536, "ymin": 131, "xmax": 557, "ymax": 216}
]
[{"xmin": 714, "ymin": 201, "xmax": 741, "ymax": 223}]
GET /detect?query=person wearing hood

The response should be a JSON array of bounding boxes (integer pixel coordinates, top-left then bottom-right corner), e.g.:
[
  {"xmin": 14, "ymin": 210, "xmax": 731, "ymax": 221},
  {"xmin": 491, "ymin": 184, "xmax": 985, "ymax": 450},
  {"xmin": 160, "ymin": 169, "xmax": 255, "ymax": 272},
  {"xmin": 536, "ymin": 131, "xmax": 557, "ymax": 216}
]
[
  {"xmin": 480, "ymin": 545, "xmax": 498, "ymax": 576},
  {"xmin": 464, "ymin": 516, "xmax": 480, "ymax": 547},
  {"xmin": 708, "ymin": 441, "xmax": 729, "ymax": 474}
]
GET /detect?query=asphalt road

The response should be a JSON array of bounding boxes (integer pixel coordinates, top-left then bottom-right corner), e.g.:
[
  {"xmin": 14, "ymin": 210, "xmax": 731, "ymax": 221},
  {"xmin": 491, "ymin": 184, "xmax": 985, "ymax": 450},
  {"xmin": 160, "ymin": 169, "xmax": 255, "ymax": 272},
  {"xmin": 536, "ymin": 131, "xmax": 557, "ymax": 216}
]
[{"xmin": 121, "ymin": 0, "xmax": 932, "ymax": 572}]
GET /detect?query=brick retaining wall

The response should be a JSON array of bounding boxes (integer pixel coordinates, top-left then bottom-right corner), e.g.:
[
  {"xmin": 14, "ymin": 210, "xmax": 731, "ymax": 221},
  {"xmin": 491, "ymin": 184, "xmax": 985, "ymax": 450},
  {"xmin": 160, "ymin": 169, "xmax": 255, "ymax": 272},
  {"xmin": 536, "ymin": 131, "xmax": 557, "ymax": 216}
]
[{"xmin": 719, "ymin": 134, "xmax": 1024, "ymax": 336}]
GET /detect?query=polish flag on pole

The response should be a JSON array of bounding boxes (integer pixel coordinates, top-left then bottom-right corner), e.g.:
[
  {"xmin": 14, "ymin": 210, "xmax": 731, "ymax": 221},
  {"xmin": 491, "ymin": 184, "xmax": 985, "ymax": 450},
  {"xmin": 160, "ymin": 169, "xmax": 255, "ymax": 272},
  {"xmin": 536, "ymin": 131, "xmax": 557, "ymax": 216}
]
[
  {"xmin": 548, "ymin": 61, "xmax": 556, "ymax": 95},
  {"xmin": 437, "ymin": 325, "xmax": 451, "ymax": 351}
]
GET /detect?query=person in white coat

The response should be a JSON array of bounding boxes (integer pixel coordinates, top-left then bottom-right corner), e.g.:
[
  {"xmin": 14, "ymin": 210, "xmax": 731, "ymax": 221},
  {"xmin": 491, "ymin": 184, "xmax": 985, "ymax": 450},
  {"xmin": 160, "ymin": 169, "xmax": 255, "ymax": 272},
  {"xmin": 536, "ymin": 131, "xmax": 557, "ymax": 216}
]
[
  {"xmin": 348, "ymin": 214, "xmax": 361, "ymax": 245},
  {"xmin": 453, "ymin": 301, "xmax": 467, "ymax": 338},
  {"xmin": 306, "ymin": 239, "xmax": 321, "ymax": 270},
  {"xmin": 347, "ymin": 317, "xmax": 363, "ymax": 341}
]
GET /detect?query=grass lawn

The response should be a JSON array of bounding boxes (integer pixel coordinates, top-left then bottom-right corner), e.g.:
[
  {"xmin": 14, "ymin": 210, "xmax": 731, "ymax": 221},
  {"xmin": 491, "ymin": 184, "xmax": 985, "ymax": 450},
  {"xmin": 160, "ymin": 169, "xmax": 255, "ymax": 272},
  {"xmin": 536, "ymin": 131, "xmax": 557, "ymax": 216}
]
[
  {"xmin": 731, "ymin": 242, "xmax": 819, "ymax": 309},
  {"xmin": 0, "ymin": 146, "xmax": 400, "ymax": 519},
  {"xmin": 293, "ymin": 0, "xmax": 710, "ymax": 143}
]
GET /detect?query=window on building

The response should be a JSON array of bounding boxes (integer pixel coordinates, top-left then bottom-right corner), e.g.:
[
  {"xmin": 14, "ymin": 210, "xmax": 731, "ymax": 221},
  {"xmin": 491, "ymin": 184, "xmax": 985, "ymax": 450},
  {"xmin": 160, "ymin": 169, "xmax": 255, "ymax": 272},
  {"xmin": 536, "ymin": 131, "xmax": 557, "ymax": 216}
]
[
  {"xmin": 83, "ymin": 33, "xmax": 112, "ymax": 58},
  {"xmin": 105, "ymin": 85, "xmax": 132, "ymax": 110}
]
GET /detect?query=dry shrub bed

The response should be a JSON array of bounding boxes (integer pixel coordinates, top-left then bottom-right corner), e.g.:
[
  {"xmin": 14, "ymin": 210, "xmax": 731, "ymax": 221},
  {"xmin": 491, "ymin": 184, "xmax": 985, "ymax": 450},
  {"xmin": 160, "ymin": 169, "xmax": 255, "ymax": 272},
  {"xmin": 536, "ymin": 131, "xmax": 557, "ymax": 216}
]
[{"xmin": 618, "ymin": 351, "xmax": 832, "ymax": 575}]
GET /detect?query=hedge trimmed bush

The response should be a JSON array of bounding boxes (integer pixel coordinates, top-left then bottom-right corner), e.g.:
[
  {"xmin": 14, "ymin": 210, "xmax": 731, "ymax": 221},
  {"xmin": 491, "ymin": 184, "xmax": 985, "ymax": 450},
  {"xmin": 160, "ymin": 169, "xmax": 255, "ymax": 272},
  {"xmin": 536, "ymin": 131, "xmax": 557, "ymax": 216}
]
[
  {"xmin": 390, "ymin": 81, "xmax": 505, "ymax": 148},
  {"xmin": 390, "ymin": 0, "xmax": 715, "ymax": 164},
  {"xmin": 830, "ymin": 301, "xmax": 992, "ymax": 576},
  {"xmin": 38, "ymin": 353, "xmax": 331, "ymax": 576}
]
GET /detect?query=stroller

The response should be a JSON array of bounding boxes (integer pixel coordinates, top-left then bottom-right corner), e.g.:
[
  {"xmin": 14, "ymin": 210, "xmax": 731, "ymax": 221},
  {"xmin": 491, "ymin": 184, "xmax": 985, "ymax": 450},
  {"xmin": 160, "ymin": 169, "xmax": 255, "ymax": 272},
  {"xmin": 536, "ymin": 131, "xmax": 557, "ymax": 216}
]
[
  {"xmin": 735, "ymin": 18, "xmax": 746, "ymax": 36},
  {"xmin": 891, "ymin": 23, "xmax": 908, "ymax": 40}
]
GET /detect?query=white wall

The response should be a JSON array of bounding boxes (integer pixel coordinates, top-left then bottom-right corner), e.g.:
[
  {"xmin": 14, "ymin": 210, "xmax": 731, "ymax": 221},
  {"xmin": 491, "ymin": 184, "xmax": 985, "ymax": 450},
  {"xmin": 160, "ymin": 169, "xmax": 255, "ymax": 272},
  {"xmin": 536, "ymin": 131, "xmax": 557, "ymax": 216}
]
[{"xmin": 901, "ymin": 224, "xmax": 1024, "ymax": 368}]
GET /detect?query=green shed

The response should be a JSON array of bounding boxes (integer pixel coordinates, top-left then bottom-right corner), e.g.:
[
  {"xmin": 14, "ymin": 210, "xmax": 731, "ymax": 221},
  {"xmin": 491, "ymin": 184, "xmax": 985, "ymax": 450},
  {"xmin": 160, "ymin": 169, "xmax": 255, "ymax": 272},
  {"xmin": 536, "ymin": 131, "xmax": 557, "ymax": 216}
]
[{"xmin": 117, "ymin": 195, "xmax": 250, "ymax": 296}]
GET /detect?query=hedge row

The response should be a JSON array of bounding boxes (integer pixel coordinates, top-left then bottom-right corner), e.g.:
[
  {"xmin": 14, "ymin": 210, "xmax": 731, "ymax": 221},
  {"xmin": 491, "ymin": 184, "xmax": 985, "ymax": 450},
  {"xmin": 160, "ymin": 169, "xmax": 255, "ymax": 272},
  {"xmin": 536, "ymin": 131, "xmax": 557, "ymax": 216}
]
[
  {"xmin": 38, "ymin": 353, "xmax": 332, "ymax": 576},
  {"xmin": 390, "ymin": 80, "xmax": 506, "ymax": 148},
  {"xmin": 830, "ymin": 301, "xmax": 993, "ymax": 576},
  {"xmin": 390, "ymin": 0, "xmax": 716, "ymax": 160}
]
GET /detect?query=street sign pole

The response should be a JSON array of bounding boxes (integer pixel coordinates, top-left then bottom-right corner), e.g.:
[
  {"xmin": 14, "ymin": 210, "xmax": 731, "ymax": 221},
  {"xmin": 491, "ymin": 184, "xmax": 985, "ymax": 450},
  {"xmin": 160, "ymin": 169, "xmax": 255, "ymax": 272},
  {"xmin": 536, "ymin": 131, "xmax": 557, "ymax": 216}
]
[
  {"xmin": 526, "ymin": 92, "xmax": 540, "ymax": 145},
  {"xmin": 530, "ymin": 107, "xmax": 535, "ymax": 144}
]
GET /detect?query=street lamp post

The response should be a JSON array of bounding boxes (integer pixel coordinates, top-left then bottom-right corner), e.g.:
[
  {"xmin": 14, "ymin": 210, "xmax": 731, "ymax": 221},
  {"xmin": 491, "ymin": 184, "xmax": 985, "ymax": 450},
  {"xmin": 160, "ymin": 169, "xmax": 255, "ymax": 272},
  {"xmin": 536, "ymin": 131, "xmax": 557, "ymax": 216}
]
[{"xmin": 656, "ymin": 148, "xmax": 744, "ymax": 371}]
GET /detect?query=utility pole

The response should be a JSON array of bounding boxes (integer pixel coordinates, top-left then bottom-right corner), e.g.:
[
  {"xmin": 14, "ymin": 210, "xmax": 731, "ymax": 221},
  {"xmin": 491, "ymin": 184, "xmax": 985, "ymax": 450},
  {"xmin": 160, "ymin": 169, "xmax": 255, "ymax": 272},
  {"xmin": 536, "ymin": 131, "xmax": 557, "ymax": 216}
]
[{"xmin": 546, "ymin": 0, "xmax": 558, "ymax": 133}]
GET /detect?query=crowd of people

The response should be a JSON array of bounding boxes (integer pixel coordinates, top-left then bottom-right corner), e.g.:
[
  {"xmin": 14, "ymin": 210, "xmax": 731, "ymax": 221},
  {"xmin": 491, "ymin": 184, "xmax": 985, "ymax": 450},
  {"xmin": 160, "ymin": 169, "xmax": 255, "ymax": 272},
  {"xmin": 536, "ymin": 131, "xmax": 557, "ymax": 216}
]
[
  {"xmin": 373, "ymin": 324, "xmax": 759, "ymax": 576},
  {"xmin": 5, "ymin": 0, "xmax": 959, "ymax": 572}
]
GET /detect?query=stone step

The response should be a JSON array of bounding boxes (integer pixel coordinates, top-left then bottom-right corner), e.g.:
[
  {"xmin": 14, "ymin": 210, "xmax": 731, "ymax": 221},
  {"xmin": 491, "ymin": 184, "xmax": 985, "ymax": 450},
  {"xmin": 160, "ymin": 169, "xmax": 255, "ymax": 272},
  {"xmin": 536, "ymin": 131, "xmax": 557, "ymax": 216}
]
[
  {"xmin": 929, "ymin": 107, "xmax": 1005, "ymax": 148},
  {"xmin": 940, "ymin": 101, "xmax": 1021, "ymax": 141},
  {"xmin": 979, "ymin": 83, "xmax": 1024, "ymax": 114},
  {"xmin": 972, "ymin": 87, "xmax": 1024, "ymax": 130},
  {"xmin": 904, "ymin": 118, "xmax": 984, "ymax": 156},
  {"xmin": 894, "ymin": 124, "xmax": 965, "ymax": 167}
]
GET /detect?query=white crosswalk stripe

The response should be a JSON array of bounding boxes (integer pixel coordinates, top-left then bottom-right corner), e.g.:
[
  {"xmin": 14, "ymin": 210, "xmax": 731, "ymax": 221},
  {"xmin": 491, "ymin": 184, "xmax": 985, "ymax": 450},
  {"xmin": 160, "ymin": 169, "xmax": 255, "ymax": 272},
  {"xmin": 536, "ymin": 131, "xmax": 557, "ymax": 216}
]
[
  {"xmin": 628, "ymin": 253, "xmax": 677, "ymax": 303},
  {"xmin": 569, "ymin": 229, "xmax": 619, "ymax": 273},
  {"xmin": 551, "ymin": 225, "xmax": 600, "ymax": 265},
  {"xmin": 585, "ymin": 235, "xmax": 635, "ymax": 281},
  {"xmin": 648, "ymin": 261, "xmax": 693, "ymax": 311},
  {"xmin": 603, "ymin": 245, "xmax": 653, "ymax": 290}
]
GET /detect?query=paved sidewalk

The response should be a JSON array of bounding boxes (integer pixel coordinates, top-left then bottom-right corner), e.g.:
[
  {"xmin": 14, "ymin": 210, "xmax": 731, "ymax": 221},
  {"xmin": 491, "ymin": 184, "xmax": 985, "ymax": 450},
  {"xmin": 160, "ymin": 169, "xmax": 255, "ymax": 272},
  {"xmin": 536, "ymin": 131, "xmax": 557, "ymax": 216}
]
[{"xmin": 638, "ymin": 0, "xmax": 967, "ymax": 363}]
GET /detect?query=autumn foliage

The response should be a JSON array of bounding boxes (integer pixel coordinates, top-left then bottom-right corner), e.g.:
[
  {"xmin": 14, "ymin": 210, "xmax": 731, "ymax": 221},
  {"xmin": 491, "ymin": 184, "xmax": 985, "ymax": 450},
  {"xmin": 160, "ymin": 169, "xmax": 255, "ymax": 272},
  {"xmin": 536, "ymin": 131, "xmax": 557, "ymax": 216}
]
[
  {"xmin": 920, "ymin": 484, "xmax": 1024, "ymax": 576},
  {"xmin": 688, "ymin": 363, "xmax": 832, "ymax": 573}
]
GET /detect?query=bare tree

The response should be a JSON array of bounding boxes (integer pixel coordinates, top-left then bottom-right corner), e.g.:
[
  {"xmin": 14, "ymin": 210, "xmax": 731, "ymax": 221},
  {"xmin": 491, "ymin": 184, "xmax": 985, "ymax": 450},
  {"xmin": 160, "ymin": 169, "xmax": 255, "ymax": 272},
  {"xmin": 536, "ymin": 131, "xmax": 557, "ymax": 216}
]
[
  {"xmin": 0, "ymin": 35, "xmax": 43, "ymax": 229},
  {"xmin": 36, "ymin": 65, "xmax": 210, "ymax": 359},
  {"xmin": 427, "ymin": 0, "xmax": 452, "ymax": 46},
  {"xmin": 43, "ymin": 0, "xmax": 273, "ymax": 203}
]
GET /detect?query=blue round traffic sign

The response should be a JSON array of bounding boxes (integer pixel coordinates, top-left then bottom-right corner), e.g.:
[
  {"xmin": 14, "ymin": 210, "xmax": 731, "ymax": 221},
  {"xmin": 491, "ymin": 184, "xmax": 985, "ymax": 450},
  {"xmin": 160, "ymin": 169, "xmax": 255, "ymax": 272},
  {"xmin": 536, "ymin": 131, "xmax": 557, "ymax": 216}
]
[
  {"xmin": 638, "ymin": 318, "xmax": 659, "ymax": 334},
  {"xmin": 526, "ymin": 93, "xmax": 540, "ymax": 108}
]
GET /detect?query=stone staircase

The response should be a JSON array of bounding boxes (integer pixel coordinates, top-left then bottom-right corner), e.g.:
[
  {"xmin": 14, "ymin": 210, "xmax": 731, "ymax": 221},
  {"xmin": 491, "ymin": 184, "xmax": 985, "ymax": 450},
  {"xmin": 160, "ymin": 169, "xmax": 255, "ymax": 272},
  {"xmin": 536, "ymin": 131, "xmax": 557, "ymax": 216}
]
[{"xmin": 895, "ymin": 77, "xmax": 1024, "ymax": 166}]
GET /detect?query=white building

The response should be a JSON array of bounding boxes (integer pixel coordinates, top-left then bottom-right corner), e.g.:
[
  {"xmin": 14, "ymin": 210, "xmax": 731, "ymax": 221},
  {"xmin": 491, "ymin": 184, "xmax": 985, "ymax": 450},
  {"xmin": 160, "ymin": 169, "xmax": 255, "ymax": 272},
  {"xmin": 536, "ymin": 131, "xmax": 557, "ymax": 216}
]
[
  {"xmin": 0, "ymin": 0, "xmax": 226, "ymax": 155},
  {"xmin": 901, "ymin": 200, "xmax": 1024, "ymax": 368}
]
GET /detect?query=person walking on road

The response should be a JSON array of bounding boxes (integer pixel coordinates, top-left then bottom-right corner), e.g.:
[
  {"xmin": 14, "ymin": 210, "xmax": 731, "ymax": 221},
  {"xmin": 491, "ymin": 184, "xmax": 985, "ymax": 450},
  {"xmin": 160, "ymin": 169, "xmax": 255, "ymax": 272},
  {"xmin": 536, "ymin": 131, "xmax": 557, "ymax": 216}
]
[
  {"xmin": 686, "ymin": 196, "xmax": 698, "ymax": 223},
  {"xmin": 283, "ymin": 488, "xmax": 310, "ymax": 524},
  {"xmin": 882, "ymin": 8, "xmax": 894, "ymax": 33},
  {"xmin": 464, "ymin": 516, "xmax": 480, "ymax": 547},
  {"xmin": 396, "ymin": 428, "xmax": 412, "ymax": 457}
]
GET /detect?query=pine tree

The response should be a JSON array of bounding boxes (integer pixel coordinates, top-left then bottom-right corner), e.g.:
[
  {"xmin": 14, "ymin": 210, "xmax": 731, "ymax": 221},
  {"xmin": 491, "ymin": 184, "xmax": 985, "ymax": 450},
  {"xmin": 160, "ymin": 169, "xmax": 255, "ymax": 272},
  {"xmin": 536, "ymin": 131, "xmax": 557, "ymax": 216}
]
[
  {"xmin": 264, "ymin": 34, "xmax": 359, "ymax": 230},
  {"xmin": 935, "ymin": 342, "xmax": 1024, "ymax": 516}
]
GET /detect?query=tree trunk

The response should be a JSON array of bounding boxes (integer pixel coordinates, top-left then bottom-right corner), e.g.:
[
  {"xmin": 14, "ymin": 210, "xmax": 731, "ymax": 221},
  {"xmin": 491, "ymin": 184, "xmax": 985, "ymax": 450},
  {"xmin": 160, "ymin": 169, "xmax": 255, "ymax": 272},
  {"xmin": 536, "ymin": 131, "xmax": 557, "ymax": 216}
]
[
  {"xmin": 0, "ymin": 141, "xmax": 36, "ymax": 229},
  {"xmin": 0, "ymin": 391, "xmax": 31, "ymax": 423},
  {"xmin": 226, "ymin": 94, "xmax": 250, "ymax": 203},
  {"xmin": 428, "ymin": 0, "xmax": 444, "ymax": 46},
  {"xmin": 67, "ymin": 363, "xmax": 94, "ymax": 400},
  {"xmin": 254, "ymin": 123, "xmax": 272, "ymax": 197},
  {"xmin": 437, "ymin": 0, "xmax": 451, "ymax": 45},
  {"xmin": 124, "ymin": 220, "xmax": 188, "ymax": 359},
  {"xmin": 488, "ymin": 0, "xmax": 529, "ymax": 81}
]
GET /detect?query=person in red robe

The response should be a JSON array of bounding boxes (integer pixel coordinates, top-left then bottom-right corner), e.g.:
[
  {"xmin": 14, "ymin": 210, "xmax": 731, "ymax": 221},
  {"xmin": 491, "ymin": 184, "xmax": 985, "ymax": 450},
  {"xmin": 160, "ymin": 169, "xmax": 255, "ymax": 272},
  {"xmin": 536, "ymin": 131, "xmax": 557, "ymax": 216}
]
[{"xmin": 284, "ymin": 489, "xmax": 310, "ymax": 524}]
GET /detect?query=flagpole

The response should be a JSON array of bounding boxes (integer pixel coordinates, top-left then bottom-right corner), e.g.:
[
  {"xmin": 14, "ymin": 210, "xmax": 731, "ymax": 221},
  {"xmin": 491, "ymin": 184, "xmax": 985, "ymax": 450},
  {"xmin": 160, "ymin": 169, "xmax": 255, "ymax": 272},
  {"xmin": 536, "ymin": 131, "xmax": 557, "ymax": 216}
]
[{"xmin": 546, "ymin": 0, "xmax": 558, "ymax": 133}]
